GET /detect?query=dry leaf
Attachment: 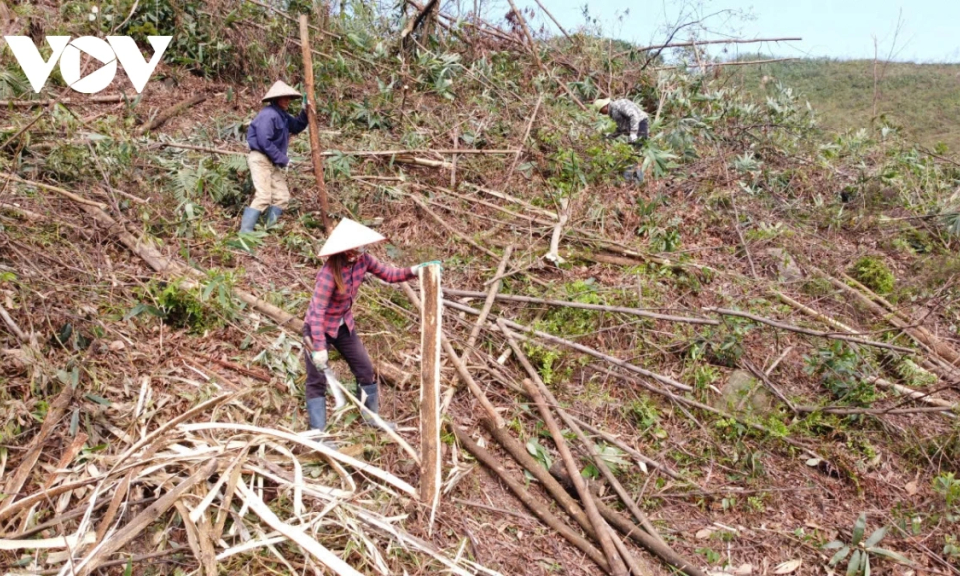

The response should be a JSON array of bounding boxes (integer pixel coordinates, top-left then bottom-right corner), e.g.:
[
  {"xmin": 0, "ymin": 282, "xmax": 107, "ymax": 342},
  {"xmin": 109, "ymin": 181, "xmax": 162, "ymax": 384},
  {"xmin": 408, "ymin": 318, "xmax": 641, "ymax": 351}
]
[
  {"xmin": 695, "ymin": 527, "xmax": 715, "ymax": 539},
  {"xmin": 734, "ymin": 564, "xmax": 753, "ymax": 575},
  {"xmin": 904, "ymin": 480, "xmax": 918, "ymax": 495},
  {"xmin": 109, "ymin": 340, "xmax": 126, "ymax": 351},
  {"xmin": 773, "ymin": 559, "xmax": 802, "ymax": 574}
]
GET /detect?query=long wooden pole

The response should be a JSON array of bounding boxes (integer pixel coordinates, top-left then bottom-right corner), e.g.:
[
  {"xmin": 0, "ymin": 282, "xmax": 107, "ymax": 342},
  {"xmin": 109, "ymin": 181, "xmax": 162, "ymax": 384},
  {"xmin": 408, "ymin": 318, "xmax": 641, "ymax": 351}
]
[
  {"xmin": 419, "ymin": 265, "xmax": 443, "ymax": 531},
  {"xmin": 299, "ymin": 15, "xmax": 332, "ymax": 232}
]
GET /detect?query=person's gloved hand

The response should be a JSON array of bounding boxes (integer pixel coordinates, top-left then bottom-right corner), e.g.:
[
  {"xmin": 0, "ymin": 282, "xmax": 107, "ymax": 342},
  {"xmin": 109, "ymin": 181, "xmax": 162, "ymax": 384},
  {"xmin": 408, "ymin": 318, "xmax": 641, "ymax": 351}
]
[
  {"xmin": 311, "ymin": 349, "xmax": 328, "ymax": 369},
  {"xmin": 412, "ymin": 260, "xmax": 443, "ymax": 273},
  {"xmin": 604, "ymin": 132, "xmax": 618, "ymax": 140},
  {"xmin": 628, "ymin": 133, "xmax": 638, "ymax": 143}
]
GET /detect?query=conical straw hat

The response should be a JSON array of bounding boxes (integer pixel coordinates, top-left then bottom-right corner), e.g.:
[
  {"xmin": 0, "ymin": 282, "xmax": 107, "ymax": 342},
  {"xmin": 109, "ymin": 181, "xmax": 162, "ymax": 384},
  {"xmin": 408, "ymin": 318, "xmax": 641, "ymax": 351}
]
[
  {"xmin": 262, "ymin": 80, "xmax": 301, "ymax": 102},
  {"xmin": 319, "ymin": 218, "xmax": 386, "ymax": 257},
  {"xmin": 592, "ymin": 98, "xmax": 611, "ymax": 111}
]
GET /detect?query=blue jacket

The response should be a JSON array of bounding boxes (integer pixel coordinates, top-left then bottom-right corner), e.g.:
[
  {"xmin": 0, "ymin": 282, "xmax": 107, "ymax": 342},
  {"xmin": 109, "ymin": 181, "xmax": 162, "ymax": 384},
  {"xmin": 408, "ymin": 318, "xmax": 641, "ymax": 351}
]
[{"xmin": 247, "ymin": 103, "xmax": 308, "ymax": 167}]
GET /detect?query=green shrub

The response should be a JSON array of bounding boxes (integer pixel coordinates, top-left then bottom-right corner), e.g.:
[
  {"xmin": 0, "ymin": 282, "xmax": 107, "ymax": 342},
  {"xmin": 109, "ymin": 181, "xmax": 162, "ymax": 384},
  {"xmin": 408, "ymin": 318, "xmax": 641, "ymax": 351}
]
[{"xmin": 851, "ymin": 256, "xmax": 895, "ymax": 295}]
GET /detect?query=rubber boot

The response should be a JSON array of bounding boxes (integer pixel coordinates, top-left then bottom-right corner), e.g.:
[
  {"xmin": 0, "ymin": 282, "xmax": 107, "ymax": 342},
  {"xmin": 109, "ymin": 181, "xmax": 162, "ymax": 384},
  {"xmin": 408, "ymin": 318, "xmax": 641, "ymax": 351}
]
[
  {"xmin": 306, "ymin": 396, "xmax": 327, "ymax": 430},
  {"xmin": 240, "ymin": 207, "xmax": 261, "ymax": 233},
  {"xmin": 358, "ymin": 383, "xmax": 396, "ymax": 431},
  {"xmin": 264, "ymin": 205, "xmax": 283, "ymax": 228}
]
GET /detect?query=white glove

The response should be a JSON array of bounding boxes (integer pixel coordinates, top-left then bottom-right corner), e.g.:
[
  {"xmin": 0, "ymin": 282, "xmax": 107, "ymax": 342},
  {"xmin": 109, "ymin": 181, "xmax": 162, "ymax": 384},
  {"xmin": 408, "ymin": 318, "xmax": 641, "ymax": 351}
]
[
  {"xmin": 311, "ymin": 350, "xmax": 328, "ymax": 369},
  {"xmin": 628, "ymin": 133, "xmax": 638, "ymax": 142}
]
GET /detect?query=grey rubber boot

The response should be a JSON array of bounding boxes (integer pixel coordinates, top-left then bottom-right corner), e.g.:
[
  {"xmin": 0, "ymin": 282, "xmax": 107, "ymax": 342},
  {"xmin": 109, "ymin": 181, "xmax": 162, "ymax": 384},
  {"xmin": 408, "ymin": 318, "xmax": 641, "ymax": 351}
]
[
  {"xmin": 358, "ymin": 383, "xmax": 396, "ymax": 431},
  {"xmin": 306, "ymin": 396, "xmax": 327, "ymax": 430},
  {"xmin": 264, "ymin": 205, "xmax": 283, "ymax": 227},
  {"xmin": 240, "ymin": 207, "xmax": 261, "ymax": 233}
]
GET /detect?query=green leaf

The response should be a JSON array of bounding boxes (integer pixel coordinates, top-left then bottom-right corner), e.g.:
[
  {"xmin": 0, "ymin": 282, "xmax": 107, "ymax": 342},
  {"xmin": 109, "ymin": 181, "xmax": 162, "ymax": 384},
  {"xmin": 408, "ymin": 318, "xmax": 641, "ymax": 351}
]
[
  {"xmin": 84, "ymin": 394, "xmax": 112, "ymax": 406},
  {"xmin": 846, "ymin": 549, "xmax": 862, "ymax": 576},
  {"xmin": 865, "ymin": 547, "xmax": 913, "ymax": 565},
  {"xmin": 863, "ymin": 555, "xmax": 870, "ymax": 576},
  {"xmin": 864, "ymin": 526, "xmax": 887, "ymax": 548},
  {"xmin": 851, "ymin": 513, "xmax": 866, "ymax": 546},
  {"xmin": 823, "ymin": 540, "xmax": 846, "ymax": 549},
  {"xmin": 123, "ymin": 303, "xmax": 163, "ymax": 321},
  {"xmin": 829, "ymin": 546, "xmax": 851, "ymax": 566}
]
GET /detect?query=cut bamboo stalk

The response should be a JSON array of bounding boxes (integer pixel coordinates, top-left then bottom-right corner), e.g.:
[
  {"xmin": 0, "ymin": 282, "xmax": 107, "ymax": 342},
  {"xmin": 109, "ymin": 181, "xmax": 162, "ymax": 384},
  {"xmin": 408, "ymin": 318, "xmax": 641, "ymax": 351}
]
[
  {"xmin": 500, "ymin": 322, "xmax": 627, "ymax": 576},
  {"xmin": 399, "ymin": 282, "xmax": 505, "ymax": 429},
  {"xmin": 445, "ymin": 288, "xmax": 718, "ymax": 325},
  {"xmin": 505, "ymin": 0, "xmax": 543, "ymax": 70},
  {"xmin": 464, "ymin": 246, "xmax": 514, "ymax": 355},
  {"xmin": 411, "ymin": 195, "xmax": 499, "ymax": 258},
  {"xmin": 71, "ymin": 459, "xmax": 217, "ymax": 576},
  {"xmin": 704, "ymin": 307, "xmax": 913, "ymax": 353},
  {"xmin": 418, "ymin": 264, "xmax": 443, "ymax": 530},
  {"xmin": 501, "ymin": 95, "xmax": 542, "ymax": 187},
  {"xmin": 450, "ymin": 424, "xmax": 611, "ymax": 574},
  {"xmin": 1, "ymin": 385, "xmax": 74, "ymax": 510},
  {"xmin": 300, "ymin": 15, "xmax": 332, "ymax": 232},
  {"xmin": 443, "ymin": 299, "xmax": 693, "ymax": 392},
  {"xmin": 136, "ymin": 94, "xmax": 206, "ymax": 135}
]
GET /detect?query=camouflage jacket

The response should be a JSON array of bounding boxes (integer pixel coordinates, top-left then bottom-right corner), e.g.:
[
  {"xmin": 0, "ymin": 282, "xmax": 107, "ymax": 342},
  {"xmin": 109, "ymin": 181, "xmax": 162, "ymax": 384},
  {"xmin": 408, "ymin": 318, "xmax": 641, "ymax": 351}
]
[{"xmin": 607, "ymin": 99, "xmax": 648, "ymax": 139}]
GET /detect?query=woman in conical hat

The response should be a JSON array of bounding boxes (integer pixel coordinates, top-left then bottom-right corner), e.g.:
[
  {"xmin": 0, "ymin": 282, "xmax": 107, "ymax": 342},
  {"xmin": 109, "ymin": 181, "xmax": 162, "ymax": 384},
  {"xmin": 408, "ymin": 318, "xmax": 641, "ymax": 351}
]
[{"xmin": 302, "ymin": 218, "xmax": 439, "ymax": 433}]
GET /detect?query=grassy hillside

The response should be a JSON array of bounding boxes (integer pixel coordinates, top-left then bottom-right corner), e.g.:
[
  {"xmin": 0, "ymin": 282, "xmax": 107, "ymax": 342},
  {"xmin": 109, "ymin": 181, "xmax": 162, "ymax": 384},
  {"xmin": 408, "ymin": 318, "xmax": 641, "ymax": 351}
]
[{"xmin": 732, "ymin": 58, "xmax": 960, "ymax": 153}]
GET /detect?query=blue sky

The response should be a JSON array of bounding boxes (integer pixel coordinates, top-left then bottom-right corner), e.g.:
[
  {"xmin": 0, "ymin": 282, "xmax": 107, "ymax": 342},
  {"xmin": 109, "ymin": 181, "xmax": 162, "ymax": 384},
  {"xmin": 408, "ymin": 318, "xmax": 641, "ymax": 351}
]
[{"xmin": 510, "ymin": 0, "xmax": 960, "ymax": 62}]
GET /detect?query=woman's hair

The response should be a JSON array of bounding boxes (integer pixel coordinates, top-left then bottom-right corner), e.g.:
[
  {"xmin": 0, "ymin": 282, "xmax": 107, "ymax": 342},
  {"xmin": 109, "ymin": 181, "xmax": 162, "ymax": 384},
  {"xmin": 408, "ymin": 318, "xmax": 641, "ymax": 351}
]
[{"xmin": 328, "ymin": 252, "xmax": 348, "ymax": 294}]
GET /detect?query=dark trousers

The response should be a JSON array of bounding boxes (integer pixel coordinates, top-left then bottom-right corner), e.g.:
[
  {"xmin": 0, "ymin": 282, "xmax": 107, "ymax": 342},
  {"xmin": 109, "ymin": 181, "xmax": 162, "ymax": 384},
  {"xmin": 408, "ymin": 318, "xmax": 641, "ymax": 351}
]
[
  {"xmin": 304, "ymin": 324, "xmax": 376, "ymax": 400},
  {"xmin": 638, "ymin": 118, "xmax": 649, "ymax": 139}
]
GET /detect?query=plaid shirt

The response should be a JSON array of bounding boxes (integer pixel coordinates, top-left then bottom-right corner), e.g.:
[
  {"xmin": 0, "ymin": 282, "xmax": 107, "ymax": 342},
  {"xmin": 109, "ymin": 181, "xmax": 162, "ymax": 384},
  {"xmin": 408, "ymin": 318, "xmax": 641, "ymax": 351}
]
[
  {"xmin": 303, "ymin": 253, "xmax": 415, "ymax": 349},
  {"xmin": 608, "ymin": 99, "xmax": 648, "ymax": 139}
]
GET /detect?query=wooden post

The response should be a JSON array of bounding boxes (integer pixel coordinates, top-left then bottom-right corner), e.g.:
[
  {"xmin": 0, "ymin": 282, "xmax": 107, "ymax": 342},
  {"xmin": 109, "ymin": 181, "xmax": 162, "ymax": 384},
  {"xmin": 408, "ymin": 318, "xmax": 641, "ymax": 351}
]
[
  {"xmin": 418, "ymin": 264, "xmax": 442, "ymax": 531},
  {"xmin": 298, "ymin": 15, "xmax": 332, "ymax": 232}
]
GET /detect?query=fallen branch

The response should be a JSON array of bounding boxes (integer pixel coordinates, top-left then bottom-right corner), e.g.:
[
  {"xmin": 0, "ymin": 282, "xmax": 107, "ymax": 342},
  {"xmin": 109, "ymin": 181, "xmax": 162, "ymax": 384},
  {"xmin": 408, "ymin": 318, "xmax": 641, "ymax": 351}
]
[
  {"xmin": 195, "ymin": 353, "xmax": 272, "ymax": 382},
  {"xmin": 505, "ymin": 0, "xmax": 543, "ymax": 70},
  {"xmin": 450, "ymin": 424, "xmax": 611, "ymax": 574},
  {"xmin": 400, "ymin": 0, "xmax": 439, "ymax": 45},
  {"xmin": 621, "ymin": 36, "xmax": 802, "ymax": 56},
  {"xmin": 2, "ymin": 173, "xmax": 107, "ymax": 208},
  {"xmin": 445, "ymin": 288, "xmax": 717, "ymax": 325},
  {"xmin": 531, "ymin": 0, "xmax": 572, "ymax": 41},
  {"xmin": 136, "ymin": 94, "xmax": 207, "ymax": 135},
  {"xmin": 705, "ymin": 307, "xmax": 914, "ymax": 353}
]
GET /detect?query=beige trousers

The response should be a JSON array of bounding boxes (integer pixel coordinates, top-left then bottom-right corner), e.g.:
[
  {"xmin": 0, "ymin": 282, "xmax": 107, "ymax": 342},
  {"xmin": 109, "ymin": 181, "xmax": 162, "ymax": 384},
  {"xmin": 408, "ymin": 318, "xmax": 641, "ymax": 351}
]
[{"xmin": 247, "ymin": 150, "xmax": 291, "ymax": 211}]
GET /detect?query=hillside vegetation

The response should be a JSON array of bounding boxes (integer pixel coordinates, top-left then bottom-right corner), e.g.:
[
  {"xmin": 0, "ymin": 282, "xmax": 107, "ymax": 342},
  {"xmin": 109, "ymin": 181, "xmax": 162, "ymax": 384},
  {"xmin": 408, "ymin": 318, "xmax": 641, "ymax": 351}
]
[
  {"xmin": 733, "ymin": 57, "xmax": 960, "ymax": 153},
  {"xmin": 2, "ymin": 2, "xmax": 960, "ymax": 576}
]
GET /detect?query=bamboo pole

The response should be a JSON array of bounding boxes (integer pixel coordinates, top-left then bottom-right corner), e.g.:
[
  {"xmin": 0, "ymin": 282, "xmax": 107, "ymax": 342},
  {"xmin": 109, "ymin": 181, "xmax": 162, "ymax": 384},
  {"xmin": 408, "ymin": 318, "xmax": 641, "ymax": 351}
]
[
  {"xmin": 418, "ymin": 265, "xmax": 443, "ymax": 530},
  {"xmin": 442, "ymin": 298, "xmax": 693, "ymax": 392},
  {"xmin": 510, "ymin": 344, "xmax": 628, "ymax": 575},
  {"xmin": 299, "ymin": 15, "xmax": 332, "ymax": 232},
  {"xmin": 445, "ymin": 288, "xmax": 718, "ymax": 325}
]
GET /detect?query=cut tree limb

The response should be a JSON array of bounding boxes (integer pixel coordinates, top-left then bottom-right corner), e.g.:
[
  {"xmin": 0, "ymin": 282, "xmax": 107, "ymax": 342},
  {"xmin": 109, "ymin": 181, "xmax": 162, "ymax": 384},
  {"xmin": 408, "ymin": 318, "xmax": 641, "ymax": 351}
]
[
  {"xmin": 136, "ymin": 94, "xmax": 206, "ymax": 135},
  {"xmin": 300, "ymin": 15, "xmax": 332, "ymax": 232},
  {"xmin": 400, "ymin": 0, "xmax": 439, "ymax": 45},
  {"xmin": 411, "ymin": 195, "xmax": 499, "ymax": 258},
  {"xmin": 0, "ymin": 94, "xmax": 127, "ymax": 107},
  {"xmin": 418, "ymin": 264, "xmax": 443, "ymax": 529},
  {"xmin": 2, "ymin": 173, "xmax": 107, "ymax": 209},
  {"xmin": 505, "ymin": 0, "xmax": 543, "ymax": 70},
  {"xmin": 463, "ymin": 246, "xmax": 514, "ymax": 355},
  {"xmin": 501, "ymin": 95, "xmax": 542, "ymax": 187},
  {"xmin": 450, "ymin": 424, "xmax": 612, "ymax": 574}
]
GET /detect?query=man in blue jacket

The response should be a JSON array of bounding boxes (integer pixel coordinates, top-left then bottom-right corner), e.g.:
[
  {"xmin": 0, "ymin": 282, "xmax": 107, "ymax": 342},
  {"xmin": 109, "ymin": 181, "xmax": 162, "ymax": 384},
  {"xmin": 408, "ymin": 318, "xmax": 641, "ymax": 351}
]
[{"xmin": 240, "ymin": 81, "xmax": 310, "ymax": 232}]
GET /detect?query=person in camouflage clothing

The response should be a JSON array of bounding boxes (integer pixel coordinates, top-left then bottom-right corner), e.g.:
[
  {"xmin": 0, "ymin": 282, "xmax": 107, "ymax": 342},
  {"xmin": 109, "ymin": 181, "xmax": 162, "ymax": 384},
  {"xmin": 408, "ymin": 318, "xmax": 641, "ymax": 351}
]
[{"xmin": 593, "ymin": 98, "xmax": 649, "ymax": 144}]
